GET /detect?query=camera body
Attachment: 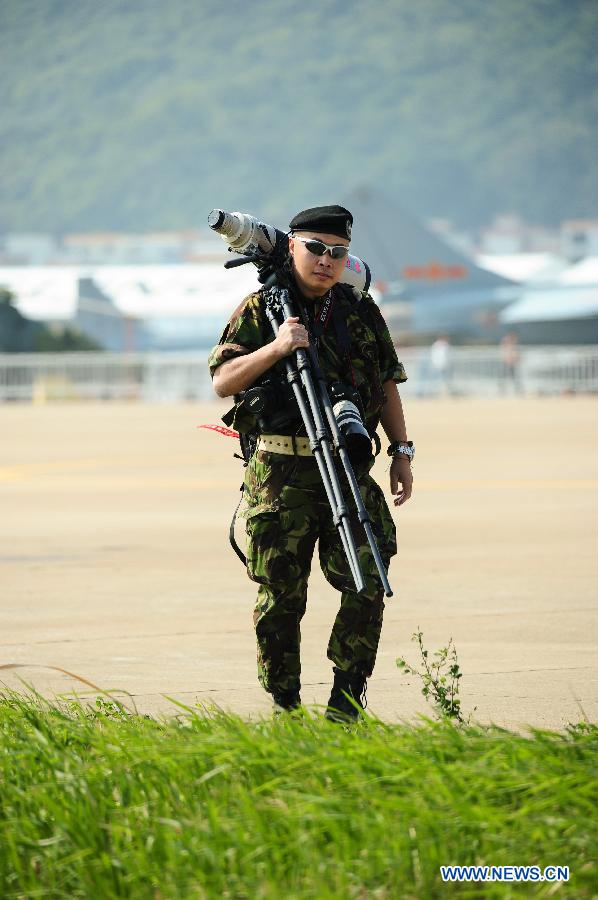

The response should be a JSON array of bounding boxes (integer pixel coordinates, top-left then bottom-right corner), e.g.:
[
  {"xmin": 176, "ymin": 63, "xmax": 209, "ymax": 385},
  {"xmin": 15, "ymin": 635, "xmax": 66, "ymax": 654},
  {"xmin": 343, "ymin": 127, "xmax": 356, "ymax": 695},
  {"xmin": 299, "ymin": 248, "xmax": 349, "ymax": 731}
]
[{"xmin": 240, "ymin": 375, "xmax": 301, "ymax": 434}]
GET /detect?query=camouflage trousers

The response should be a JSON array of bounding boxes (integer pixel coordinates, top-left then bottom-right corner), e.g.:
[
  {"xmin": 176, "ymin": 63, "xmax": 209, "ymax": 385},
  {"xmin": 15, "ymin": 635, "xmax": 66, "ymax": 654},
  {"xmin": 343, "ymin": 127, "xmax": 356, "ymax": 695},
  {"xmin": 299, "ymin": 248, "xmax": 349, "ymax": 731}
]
[{"xmin": 243, "ymin": 450, "xmax": 397, "ymax": 696}]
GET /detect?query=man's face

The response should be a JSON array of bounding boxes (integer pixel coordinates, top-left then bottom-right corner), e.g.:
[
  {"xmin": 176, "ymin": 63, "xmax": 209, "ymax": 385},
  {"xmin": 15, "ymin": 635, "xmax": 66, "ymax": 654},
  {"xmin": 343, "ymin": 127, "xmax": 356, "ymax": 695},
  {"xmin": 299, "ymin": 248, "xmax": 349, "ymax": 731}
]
[{"xmin": 288, "ymin": 231, "xmax": 350, "ymax": 299}]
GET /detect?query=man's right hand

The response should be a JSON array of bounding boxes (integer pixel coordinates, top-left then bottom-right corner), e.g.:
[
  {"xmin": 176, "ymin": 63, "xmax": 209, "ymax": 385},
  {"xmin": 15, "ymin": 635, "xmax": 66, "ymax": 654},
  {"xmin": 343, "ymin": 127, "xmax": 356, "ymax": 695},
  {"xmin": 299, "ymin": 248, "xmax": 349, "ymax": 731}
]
[
  {"xmin": 213, "ymin": 318, "xmax": 309, "ymax": 398},
  {"xmin": 273, "ymin": 317, "xmax": 309, "ymax": 359}
]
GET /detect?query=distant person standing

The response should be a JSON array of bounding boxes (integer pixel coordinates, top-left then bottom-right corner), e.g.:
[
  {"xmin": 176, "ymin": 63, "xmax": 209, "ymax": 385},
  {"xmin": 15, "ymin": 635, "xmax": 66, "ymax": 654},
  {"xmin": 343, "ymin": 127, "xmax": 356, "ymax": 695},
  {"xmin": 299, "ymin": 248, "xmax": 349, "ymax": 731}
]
[
  {"xmin": 499, "ymin": 331, "xmax": 523, "ymax": 395},
  {"xmin": 429, "ymin": 335, "xmax": 453, "ymax": 396}
]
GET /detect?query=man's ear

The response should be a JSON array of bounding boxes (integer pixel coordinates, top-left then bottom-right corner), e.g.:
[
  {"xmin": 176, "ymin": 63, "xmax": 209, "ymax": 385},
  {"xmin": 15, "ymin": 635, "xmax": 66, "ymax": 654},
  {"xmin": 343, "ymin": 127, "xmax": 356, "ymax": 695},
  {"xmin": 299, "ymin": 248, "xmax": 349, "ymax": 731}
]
[{"xmin": 288, "ymin": 236, "xmax": 295, "ymax": 258}]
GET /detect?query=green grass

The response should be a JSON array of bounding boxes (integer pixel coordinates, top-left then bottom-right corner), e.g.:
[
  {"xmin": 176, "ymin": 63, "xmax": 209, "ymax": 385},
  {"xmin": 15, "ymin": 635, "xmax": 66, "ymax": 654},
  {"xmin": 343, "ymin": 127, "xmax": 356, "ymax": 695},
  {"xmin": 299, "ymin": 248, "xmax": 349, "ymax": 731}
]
[{"xmin": 0, "ymin": 693, "xmax": 596, "ymax": 899}]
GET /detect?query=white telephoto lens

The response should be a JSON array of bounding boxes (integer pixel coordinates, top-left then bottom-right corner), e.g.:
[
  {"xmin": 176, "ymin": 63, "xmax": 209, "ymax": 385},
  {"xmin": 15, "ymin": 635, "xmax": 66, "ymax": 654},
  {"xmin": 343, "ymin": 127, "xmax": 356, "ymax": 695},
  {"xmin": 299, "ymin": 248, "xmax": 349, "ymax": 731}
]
[
  {"xmin": 224, "ymin": 212, "xmax": 256, "ymax": 250},
  {"xmin": 208, "ymin": 210, "xmax": 279, "ymax": 256},
  {"xmin": 208, "ymin": 208, "xmax": 371, "ymax": 296},
  {"xmin": 333, "ymin": 399, "xmax": 372, "ymax": 461},
  {"xmin": 333, "ymin": 399, "xmax": 362, "ymax": 430}
]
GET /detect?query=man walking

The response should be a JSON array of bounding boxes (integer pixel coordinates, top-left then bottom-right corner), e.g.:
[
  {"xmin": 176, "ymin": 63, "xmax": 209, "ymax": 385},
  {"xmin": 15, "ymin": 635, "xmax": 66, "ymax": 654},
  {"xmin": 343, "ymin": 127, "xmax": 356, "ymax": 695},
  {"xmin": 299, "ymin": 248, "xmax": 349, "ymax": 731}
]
[{"xmin": 209, "ymin": 205, "xmax": 413, "ymax": 719}]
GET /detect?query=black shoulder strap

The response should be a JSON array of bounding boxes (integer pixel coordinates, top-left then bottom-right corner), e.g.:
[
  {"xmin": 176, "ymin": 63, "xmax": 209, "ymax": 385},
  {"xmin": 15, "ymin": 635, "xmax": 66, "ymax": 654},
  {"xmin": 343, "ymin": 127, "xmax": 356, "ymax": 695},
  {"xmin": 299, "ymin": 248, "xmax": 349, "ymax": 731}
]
[
  {"xmin": 332, "ymin": 300, "xmax": 352, "ymax": 356},
  {"xmin": 331, "ymin": 287, "xmax": 357, "ymax": 386},
  {"xmin": 229, "ymin": 485, "xmax": 247, "ymax": 566}
]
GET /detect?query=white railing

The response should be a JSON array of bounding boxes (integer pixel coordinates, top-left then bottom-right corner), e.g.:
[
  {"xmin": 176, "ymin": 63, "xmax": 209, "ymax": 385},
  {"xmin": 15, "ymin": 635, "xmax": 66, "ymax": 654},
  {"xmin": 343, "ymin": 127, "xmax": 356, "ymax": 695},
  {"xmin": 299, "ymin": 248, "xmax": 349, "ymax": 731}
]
[
  {"xmin": 0, "ymin": 347, "xmax": 597, "ymax": 403},
  {"xmin": 398, "ymin": 345, "xmax": 598, "ymax": 397},
  {"xmin": 0, "ymin": 351, "xmax": 212, "ymax": 403}
]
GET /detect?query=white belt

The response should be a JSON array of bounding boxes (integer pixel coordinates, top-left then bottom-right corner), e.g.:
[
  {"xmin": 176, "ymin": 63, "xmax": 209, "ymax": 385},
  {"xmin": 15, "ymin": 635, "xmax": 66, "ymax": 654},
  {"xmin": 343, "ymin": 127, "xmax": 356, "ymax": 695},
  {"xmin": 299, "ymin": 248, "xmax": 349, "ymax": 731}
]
[{"xmin": 257, "ymin": 434, "xmax": 313, "ymax": 456}]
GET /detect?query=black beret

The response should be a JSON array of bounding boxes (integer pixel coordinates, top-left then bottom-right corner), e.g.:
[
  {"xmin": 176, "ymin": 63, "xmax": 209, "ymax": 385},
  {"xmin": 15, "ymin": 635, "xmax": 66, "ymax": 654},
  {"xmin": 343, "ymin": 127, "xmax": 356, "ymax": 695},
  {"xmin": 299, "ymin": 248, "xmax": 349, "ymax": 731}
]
[{"xmin": 289, "ymin": 205, "xmax": 353, "ymax": 241}]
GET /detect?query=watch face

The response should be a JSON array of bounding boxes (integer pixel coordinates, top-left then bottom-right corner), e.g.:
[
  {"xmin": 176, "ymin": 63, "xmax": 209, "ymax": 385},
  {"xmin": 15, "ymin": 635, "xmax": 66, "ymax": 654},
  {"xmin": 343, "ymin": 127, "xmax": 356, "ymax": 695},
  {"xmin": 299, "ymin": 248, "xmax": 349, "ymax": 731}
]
[{"xmin": 389, "ymin": 441, "xmax": 414, "ymax": 459}]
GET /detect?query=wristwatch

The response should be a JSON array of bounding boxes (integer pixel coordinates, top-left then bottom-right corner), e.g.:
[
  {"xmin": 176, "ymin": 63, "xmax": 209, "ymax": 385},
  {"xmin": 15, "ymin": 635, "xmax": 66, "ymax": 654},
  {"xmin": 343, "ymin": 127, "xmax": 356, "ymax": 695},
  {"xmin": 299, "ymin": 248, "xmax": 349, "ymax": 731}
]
[{"xmin": 387, "ymin": 440, "xmax": 415, "ymax": 462}]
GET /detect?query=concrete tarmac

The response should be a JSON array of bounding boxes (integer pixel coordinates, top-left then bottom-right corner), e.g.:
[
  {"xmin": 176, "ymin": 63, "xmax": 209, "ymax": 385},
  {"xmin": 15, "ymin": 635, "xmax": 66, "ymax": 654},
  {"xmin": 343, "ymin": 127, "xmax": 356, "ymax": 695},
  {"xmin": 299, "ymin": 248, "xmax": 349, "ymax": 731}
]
[{"xmin": 1, "ymin": 397, "xmax": 597, "ymax": 730}]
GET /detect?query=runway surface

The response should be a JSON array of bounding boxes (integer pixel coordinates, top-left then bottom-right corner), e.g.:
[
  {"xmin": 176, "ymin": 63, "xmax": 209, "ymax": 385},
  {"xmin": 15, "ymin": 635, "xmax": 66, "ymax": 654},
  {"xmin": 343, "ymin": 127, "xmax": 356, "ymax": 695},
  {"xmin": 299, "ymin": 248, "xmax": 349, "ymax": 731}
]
[{"xmin": 1, "ymin": 397, "xmax": 597, "ymax": 729}]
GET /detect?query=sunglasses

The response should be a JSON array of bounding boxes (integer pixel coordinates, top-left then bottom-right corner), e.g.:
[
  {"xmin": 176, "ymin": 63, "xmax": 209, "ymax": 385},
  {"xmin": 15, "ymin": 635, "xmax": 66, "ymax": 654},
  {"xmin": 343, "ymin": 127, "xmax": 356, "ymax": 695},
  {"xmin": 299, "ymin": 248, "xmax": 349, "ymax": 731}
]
[{"xmin": 293, "ymin": 236, "xmax": 349, "ymax": 260}]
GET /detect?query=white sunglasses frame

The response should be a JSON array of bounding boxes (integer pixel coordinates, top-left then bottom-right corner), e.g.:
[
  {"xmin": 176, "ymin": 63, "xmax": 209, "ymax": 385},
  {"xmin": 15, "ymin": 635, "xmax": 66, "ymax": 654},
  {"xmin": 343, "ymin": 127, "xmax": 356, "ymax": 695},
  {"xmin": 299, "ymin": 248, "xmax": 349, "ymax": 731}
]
[{"xmin": 292, "ymin": 235, "xmax": 350, "ymax": 259}]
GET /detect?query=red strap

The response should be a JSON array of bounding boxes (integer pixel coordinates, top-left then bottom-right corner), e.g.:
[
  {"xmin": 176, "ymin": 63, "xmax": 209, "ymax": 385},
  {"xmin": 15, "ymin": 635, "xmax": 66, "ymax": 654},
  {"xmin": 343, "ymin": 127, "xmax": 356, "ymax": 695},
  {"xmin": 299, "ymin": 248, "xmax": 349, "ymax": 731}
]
[{"xmin": 197, "ymin": 424, "xmax": 240, "ymax": 438}]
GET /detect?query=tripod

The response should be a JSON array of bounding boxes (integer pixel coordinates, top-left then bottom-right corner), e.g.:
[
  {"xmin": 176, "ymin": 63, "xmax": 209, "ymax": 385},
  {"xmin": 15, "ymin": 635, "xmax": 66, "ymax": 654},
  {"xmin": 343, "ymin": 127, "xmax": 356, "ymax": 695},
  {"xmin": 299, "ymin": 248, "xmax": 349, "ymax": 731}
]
[{"xmin": 261, "ymin": 280, "xmax": 393, "ymax": 598}]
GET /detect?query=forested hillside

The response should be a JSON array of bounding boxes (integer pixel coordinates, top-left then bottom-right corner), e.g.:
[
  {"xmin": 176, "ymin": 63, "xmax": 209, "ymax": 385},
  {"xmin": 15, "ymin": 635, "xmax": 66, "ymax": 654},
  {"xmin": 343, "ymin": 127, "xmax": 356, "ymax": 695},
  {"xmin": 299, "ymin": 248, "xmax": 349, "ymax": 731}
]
[{"xmin": 1, "ymin": 0, "xmax": 596, "ymax": 232}]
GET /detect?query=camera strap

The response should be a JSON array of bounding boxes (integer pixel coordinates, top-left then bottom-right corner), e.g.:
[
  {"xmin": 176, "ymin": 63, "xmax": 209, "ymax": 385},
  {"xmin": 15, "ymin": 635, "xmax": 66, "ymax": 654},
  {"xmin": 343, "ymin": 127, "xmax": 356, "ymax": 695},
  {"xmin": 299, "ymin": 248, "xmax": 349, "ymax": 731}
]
[
  {"xmin": 302, "ymin": 290, "xmax": 334, "ymax": 350},
  {"xmin": 229, "ymin": 485, "xmax": 248, "ymax": 566},
  {"xmin": 316, "ymin": 290, "xmax": 335, "ymax": 333},
  {"xmin": 306, "ymin": 289, "xmax": 357, "ymax": 388}
]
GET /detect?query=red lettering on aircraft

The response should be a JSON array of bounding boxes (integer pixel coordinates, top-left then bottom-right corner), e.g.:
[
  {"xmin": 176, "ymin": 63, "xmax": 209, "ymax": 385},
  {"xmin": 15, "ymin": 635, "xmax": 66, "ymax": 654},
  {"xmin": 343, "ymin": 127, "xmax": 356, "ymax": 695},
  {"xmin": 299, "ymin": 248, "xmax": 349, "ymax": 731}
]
[{"xmin": 402, "ymin": 262, "xmax": 468, "ymax": 280}]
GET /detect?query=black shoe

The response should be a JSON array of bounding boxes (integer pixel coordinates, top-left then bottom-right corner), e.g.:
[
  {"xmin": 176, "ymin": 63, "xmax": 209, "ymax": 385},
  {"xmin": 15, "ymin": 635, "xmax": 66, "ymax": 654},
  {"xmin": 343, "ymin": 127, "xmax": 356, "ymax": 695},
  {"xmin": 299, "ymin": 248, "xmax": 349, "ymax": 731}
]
[
  {"xmin": 325, "ymin": 667, "xmax": 367, "ymax": 722},
  {"xmin": 272, "ymin": 688, "xmax": 302, "ymax": 714}
]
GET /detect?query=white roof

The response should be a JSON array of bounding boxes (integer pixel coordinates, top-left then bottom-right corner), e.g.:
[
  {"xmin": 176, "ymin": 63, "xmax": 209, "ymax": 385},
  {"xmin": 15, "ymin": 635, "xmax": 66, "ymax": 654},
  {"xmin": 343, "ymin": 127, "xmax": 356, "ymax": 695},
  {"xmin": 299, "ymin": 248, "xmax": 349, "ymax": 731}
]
[
  {"xmin": 501, "ymin": 286, "xmax": 598, "ymax": 323},
  {"xmin": 0, "ymin": 266, "xmax": 79, "ymax": 319},
  {"xmin": 0, "ymin": 263, "xmax": 261, "ymax": 322},
  {"xmin": 558, "ymin": 256, "xmax": 598, "ymax": 286},
  {"xmin": 91, "ymin": 264, "xmax": 260, "ymax": 317},
  {"xmin": 476, "ymin": 253, "xmax": 567, "ymax": 284}
]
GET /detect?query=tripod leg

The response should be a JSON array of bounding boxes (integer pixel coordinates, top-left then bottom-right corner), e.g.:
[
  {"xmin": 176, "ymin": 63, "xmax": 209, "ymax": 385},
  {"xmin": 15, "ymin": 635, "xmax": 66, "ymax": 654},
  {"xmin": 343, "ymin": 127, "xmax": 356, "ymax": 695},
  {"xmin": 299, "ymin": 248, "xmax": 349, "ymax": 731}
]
[
  {"xmin": 264, "ymin": 295, "xmax": 366, "ymax": 593},
  {"xmin": 338, "ymin": 452, "xmax": 394, "ymax": 597},
  {"xmin": 304, "ymin": 341, "xmax": 394, "ymax": 597}
]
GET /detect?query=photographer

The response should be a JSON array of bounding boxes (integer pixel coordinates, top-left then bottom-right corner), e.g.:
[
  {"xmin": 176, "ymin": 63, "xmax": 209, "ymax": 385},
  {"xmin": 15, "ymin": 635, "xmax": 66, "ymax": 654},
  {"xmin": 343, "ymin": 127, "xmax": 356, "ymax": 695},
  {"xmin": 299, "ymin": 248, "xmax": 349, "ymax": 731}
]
[{"xmin": 209, "ymin": 205, "xmax": 413, "ymax": 720}]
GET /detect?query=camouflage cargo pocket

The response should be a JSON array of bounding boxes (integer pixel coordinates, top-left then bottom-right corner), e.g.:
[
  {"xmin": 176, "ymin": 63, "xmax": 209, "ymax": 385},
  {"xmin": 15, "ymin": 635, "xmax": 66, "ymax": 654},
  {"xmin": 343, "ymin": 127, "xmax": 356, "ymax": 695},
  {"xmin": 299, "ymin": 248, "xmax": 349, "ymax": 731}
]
[{"xmin": 241, "ymin": 451, "xmax": 296, "ymax": 519}]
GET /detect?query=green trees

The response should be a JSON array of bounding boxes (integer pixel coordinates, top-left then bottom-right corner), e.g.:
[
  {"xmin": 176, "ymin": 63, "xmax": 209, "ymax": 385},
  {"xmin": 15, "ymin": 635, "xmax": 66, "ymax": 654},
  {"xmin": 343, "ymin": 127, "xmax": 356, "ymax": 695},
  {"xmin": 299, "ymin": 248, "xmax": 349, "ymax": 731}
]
[{"xmin": 1, "ymin": 0, "xmax": 596, "ymax": 231}]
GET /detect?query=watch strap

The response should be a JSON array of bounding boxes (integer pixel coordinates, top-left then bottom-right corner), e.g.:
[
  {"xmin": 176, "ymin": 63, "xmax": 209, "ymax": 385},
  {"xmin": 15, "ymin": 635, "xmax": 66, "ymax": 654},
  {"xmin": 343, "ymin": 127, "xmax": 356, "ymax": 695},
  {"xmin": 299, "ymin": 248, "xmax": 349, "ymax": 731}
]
[{"xmin": 387, "ymin": 440, "xmax": 414, "ymax": 460}]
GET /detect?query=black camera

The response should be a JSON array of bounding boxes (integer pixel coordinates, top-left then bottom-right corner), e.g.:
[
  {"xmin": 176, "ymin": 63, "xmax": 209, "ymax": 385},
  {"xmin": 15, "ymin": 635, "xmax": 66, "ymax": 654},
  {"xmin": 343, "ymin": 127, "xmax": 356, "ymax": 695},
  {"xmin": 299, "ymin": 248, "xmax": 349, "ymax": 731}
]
[{"xmin": 240, "ymin": 376, "xmax": 301, "ymax": 434}]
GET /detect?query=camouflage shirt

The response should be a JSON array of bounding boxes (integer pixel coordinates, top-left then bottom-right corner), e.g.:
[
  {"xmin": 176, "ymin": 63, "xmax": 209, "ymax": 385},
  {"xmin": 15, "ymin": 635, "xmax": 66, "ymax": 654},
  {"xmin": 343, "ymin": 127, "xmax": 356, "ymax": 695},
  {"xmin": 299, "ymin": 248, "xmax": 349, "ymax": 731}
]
[{"xmin": 208, "ymin": 284, "xmax": 407, "ymax": 435}]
